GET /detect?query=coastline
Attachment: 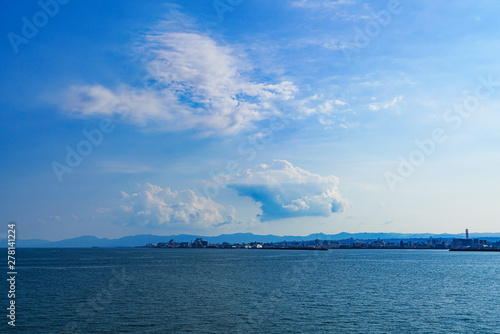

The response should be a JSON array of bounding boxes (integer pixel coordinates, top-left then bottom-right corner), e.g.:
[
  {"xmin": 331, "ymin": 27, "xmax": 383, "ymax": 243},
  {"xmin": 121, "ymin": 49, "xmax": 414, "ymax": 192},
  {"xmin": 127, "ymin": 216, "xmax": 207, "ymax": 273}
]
[{"xmin": 449, "ymin": 248, "xmax": 500, "ymax": 252}]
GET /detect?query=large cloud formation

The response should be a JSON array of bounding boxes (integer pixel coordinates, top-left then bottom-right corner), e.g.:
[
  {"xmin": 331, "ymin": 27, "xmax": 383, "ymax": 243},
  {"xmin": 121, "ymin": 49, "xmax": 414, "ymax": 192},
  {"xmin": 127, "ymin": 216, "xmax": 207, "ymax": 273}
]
[
  {"xmin": 60, "ymin": 15, "xmax": 297, "ymax": 136},
  {"xmin": 120, "ymin": 183, "xmax": 235, "ymax": 228},
  {"xmin": 228, "ymin": 160, "xmax": 347, "ymax": 221}
]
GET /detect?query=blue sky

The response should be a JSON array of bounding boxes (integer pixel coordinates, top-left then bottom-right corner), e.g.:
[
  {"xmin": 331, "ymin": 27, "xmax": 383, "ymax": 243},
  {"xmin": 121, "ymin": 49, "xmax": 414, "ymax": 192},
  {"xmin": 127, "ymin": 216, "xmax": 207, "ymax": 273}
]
[{"xmin": 2, "ymin": 0, "xmax": 500, "ymax": 240}]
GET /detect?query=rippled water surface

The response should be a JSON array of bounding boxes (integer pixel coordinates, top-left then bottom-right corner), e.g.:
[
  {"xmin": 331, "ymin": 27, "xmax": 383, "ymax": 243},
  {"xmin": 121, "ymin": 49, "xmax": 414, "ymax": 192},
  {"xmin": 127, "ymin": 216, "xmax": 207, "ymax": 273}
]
[{"xmin": 7, "ymin": 248, "xmax": 500, "ymax": 333}]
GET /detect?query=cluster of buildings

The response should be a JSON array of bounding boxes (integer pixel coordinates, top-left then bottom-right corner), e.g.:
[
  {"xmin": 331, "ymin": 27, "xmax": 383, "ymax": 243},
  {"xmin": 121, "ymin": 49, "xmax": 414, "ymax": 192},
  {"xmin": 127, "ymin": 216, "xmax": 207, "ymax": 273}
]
[
  {"xmin": 144, "ymin": 229, "xmax": 500, "ymax": 251},
  {"xmin": 450, "ymin": 228, "xmax": 495, "ymax": 250},
  {"xmin": 146, "ymin": 238, "xmax": 319, "ymax": 249},
  {"xmin": 146, "ymin": 238, "xmax": 209, "ymax": 249}
]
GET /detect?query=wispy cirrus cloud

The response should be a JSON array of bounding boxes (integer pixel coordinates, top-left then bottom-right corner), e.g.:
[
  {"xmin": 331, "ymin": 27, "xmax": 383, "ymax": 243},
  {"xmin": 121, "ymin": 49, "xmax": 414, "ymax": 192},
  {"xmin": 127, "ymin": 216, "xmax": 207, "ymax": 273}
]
[
  {"xmin": 92, "ymin": 161, "xmax": 153, "ymax": 174},
  {"xmin": 291, "ymin": 0, "xmax": 355, "ymax": 10},
  {"xmin": 369, "ymin": 95, "xmax": 403, "ymax": 111},
  {"xmin": 228, "ymin": 160, "xmax": 348, "ymax": 222},
  {"xmin": 291, "ymin": 0, "xmax": 372, "ymax": 22}
]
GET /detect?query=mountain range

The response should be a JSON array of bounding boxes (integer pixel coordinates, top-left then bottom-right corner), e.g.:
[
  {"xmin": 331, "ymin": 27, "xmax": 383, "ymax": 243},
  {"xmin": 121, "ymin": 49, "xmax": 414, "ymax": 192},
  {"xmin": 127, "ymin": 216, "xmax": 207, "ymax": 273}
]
[{"xmin": 3, "ymin": 232, "xmax": 500, "ymax": 248}]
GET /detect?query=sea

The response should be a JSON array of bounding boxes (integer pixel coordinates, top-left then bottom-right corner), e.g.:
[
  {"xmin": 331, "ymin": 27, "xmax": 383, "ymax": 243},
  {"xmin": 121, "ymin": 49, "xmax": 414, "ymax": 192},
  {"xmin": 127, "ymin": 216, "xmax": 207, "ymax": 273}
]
[{"xmin": 5, "ymin": 248, "xmax": 500, "ymax": 333}]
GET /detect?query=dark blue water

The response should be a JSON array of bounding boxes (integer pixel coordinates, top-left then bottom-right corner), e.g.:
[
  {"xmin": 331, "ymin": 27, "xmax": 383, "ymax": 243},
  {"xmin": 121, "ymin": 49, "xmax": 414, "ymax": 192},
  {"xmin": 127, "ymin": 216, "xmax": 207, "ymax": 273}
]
[{"xmin": 4, "ymin": 248, "xmax": 500, "ymax": 333}]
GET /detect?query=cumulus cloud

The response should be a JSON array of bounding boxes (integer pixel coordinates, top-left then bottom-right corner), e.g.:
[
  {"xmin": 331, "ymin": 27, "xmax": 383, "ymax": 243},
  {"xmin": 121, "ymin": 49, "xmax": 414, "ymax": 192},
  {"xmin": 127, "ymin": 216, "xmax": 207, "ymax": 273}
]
[
  {"xmin": 60, "ymin": 13, "xmax": 297, "ymax": 136},
  {"xmin": 228, "ymin": 160, "xmax": 347, "ymax": 221},
  {"xmin": 120, "ymin": 183, "xmax": 235, "ymax": 228}
]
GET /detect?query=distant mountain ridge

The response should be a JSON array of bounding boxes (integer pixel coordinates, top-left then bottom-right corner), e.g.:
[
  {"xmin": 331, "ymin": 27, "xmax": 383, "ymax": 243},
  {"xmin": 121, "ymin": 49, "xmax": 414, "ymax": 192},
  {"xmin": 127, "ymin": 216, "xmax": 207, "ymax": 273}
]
[{"xmin": 3, "ymin": 232, "xmax": 500, "ymax": 248}]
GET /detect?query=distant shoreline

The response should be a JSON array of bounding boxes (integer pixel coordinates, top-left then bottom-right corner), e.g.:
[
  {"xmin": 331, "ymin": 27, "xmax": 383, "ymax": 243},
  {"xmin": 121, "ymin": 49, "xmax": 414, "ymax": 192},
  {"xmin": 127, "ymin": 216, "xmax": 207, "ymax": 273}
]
[
  {"xmin": 449, "ymin": 249, "xmax": 500, "ymax": 252},
  {"xmin": 240, "ymin": 247, "xmax": 328, "ymax": 251}
]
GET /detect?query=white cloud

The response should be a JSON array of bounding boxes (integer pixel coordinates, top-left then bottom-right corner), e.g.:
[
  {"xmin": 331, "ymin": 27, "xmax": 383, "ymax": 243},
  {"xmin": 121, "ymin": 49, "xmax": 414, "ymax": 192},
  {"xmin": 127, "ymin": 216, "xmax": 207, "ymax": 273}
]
[
  {"xmin": 384, "ymin": 95, "xmax": 404, "ymax": 108},
  {"xmin": 228, "ymin": 160, "xmax": 347, "ymax": 221},
  {"xmin": 369, "ymin": 95, "xmax": 403, "ymax": 111},
  {"xmin": 291, "ymin": 0, "xmax": 372, "ymax": 22},
  {"xmin": 290, "ymin": 37, "xmax": 348, "ymax": 51},
  {"xmin": 297, "ymin": 96, "xmax": 350, "ymax": 128},
  {"xmin": 299, "ymin": 96, "xmax": 349, "ymax": 114},
  {"xmin": 120, "ymin": 183, "xmax": 235, "ymax": 228},
  {"xmin": 60, "ymin": 15, "xmax": 298, "ymax": 136}
]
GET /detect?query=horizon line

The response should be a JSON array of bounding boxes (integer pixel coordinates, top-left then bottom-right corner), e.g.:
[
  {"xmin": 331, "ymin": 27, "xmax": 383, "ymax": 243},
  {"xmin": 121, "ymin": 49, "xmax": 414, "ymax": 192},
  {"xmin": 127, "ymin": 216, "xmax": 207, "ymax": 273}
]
[{"xmin": 11, "ymin": 230, "xmax": 500, "ymax": 243}]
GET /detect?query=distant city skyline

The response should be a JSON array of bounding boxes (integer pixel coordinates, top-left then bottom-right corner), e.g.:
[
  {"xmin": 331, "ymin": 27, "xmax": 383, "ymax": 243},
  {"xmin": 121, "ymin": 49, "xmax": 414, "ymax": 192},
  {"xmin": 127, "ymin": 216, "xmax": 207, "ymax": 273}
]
[{"xmin": 2, "ymin": 1, "xmax": 500, "ymax": 240}]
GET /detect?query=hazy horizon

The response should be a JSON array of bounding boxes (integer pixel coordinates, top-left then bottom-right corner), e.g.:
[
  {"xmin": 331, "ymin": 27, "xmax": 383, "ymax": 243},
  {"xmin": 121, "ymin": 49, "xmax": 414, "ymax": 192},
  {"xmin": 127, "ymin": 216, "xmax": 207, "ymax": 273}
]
[{"xmin": 12, "ymin": 228, "xmax": 500, "ymax": 243}]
